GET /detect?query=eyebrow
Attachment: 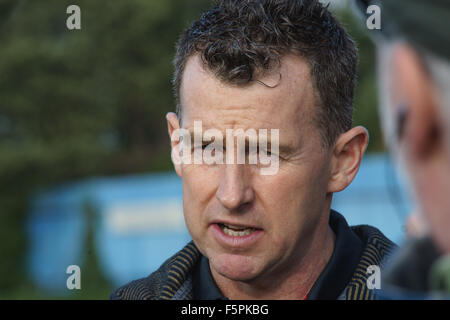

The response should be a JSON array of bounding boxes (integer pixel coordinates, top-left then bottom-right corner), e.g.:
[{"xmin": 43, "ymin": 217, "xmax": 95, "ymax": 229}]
[{"xmin": 186, "ymin": 130, "xmax": 295, "ymax": 155}]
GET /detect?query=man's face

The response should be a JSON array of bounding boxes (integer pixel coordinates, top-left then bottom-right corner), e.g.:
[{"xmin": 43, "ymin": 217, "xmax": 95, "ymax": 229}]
[{"xmin": 174, "ymin": 54, "xmax": 334, "ymax": 283}]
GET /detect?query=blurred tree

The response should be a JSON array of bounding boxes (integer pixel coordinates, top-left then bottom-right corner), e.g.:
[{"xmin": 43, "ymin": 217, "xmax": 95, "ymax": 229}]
[
  {"xmin": 334, "ymin": 7, "xmax": 385, "ymax": 152},
  {"xmin": 0, "ymin": 0, "xmax": 212, "ymax": 297}
]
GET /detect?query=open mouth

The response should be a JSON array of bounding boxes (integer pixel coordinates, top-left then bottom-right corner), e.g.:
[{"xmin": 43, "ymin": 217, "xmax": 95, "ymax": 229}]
[
  {"xmin": 211, "ymin": 222, "xmax": 263, "ymax": 248},
  {"xmin": 217, "ymin": 223, "xmax": 259, "ymax": 237}
]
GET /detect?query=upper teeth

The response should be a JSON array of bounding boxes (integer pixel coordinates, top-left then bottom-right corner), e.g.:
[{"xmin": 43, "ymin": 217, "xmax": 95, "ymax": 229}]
[{"xmin": 221, "ymin": 224, "xmax": 255, "ymax": 236}]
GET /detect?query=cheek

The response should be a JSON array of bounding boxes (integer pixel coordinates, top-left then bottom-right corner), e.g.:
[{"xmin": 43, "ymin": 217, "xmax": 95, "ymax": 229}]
[
  {"xmin": 255, "ymin": 174, "xmax": 304, "ymax": 237},
  {"xmin": 256, "ymin": 163, "xmax": 329, "ymax": 242},
  {"xmin": 181, "ymin": 166, "xmax": 219, "ymax": 226},
  {"xmin": 182, "ymin": 165, "xmax": 219, "ymax": 199}
]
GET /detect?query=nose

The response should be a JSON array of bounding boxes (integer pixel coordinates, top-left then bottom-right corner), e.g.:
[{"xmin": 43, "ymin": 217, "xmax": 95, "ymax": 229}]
[{"xmin": 216, "ymin": 164, "xmax": 255, "ymax": 212}]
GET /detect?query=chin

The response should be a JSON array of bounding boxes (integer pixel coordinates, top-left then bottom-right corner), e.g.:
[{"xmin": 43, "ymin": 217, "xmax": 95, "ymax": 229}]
[{"xmin": 210, "ymin": 252, "xmax": 262, "ymax": 282}]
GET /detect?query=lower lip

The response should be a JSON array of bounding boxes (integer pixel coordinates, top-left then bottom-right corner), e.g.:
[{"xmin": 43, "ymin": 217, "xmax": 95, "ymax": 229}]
[{"xmin": 210, "ymin": 223, "xmax": 264, "ymax": 248}]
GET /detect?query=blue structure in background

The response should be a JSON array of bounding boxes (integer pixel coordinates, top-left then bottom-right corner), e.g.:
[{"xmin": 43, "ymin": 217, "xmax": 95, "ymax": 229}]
[
  {"xmin": 91, "ymin": 174, "xmax": 190, "ymax": 288},
  {"xmin": 27, "ymin": 153, "xmax": 412, "ymax": 293},
  {"xmin": 27, "ymin": 183, "xmax": 89, "ymax": 292},
  {"xmin": 27, "ymin": 173, "xmax": 191, "ymax": 293}
]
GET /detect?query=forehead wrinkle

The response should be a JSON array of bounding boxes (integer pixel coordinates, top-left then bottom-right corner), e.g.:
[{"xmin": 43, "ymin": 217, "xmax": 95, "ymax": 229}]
[{"xmin": 180, "ymin": 54, "xmax": 317, "ymax": 142}]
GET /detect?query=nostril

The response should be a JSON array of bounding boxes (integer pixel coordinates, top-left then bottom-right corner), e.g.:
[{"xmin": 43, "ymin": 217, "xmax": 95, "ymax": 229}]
[{"xmin": 235, "ymin": 201, "xmax": 253, "ymax": 214}]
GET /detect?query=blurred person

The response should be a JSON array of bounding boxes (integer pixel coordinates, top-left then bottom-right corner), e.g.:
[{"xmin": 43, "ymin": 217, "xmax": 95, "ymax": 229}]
[
  {"xmin": 356, "ymin": 0, "xmax": 450, "ymax": 298},
  {"xmin": 111, "ymin": 0, "xmax": 396, "ymax": 300}
]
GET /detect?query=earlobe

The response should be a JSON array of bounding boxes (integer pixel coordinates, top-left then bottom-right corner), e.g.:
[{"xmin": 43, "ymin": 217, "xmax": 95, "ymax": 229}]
[{"xmin": 328, "ymin": 126, "xmax": 369, "ymax": 193}]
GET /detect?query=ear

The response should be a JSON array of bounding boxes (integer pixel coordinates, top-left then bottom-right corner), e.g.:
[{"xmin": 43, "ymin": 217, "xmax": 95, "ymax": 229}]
[
  {"xmin": 328, "ymin": 126, "xmax": 369, "ymax": 193},
  {"xmin": 390, "ymin": 43, "xmax": 440, "ymax": 160},
  {"xmin": 166, "ymin": 112, "xmax": 182, "ymax": 177}
]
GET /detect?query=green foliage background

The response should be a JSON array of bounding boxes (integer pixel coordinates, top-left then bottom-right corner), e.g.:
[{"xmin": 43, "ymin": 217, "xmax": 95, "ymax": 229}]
[{"xmin": 0, "ymin": 0, "xmax": 383, "ymax": 299}]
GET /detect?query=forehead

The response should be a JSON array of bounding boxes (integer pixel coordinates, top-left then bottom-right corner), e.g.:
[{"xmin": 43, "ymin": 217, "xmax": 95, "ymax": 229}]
[{"xmin": 179, "ymin": 54, "xmax": 318, "ymax": 137}]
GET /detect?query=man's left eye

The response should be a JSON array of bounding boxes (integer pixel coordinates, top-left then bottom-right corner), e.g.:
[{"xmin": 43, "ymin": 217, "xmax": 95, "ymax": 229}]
[{"xmin": 257, "ymin": 146, "xmax": 271, "ymax": 156}]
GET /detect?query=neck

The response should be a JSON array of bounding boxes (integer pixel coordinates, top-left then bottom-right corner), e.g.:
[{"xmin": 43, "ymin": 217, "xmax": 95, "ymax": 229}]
[{"xmin": 211, "ymin": 216, "xmax": 336, "ymax": 300}]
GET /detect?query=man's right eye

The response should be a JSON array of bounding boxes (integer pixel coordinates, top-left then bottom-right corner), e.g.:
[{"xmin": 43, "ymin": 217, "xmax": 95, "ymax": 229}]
[{"xmin": 191, "ymin": 143, "xmax": 209, "ymax": 151}]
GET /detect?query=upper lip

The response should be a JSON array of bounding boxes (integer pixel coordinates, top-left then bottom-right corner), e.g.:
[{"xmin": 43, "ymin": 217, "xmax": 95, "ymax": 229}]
[{"xmin": 210, "ymin": 219, "xmax": 262, "ymax": 230}]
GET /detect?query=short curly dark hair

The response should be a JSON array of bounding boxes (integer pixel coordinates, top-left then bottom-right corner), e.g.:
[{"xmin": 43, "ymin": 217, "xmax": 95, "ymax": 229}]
[{"xmin": 173, "ymin": 0, "xmax": 358, "ymax": 147}]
